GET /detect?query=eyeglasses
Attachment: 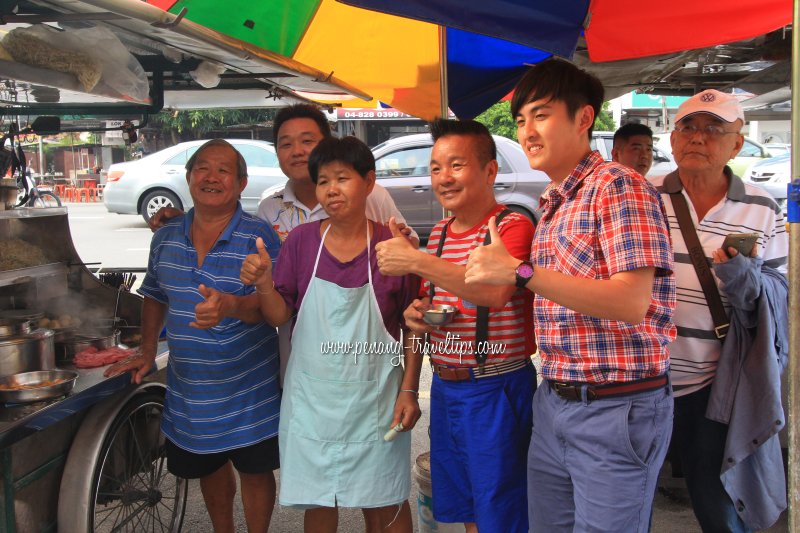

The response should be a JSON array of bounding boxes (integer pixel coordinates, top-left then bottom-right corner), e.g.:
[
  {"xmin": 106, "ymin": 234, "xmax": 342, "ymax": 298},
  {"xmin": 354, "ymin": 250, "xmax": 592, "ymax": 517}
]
[{"xmin": 675, "ymin": 124, "xmax": 740, "ymax": 139}]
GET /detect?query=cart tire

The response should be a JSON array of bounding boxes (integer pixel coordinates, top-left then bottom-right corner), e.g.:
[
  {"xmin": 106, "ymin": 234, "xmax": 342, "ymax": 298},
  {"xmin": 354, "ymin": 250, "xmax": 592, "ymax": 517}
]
[
  {"xmin": 31, "ymin": 191, "xmax": 62, "ymax": 208},
  {"xmin": 89, "ymin": 391, "xmax": 187, "ymax": 532}
]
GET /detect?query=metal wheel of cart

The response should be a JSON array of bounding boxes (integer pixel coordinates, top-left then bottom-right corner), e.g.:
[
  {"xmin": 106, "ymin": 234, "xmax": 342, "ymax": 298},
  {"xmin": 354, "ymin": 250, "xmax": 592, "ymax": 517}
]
[
  {"xmin": 59, "ymin": 384, "xmax": 187, "ymax": 533},
  {"xmin": 91, "ymin": 392, "xmax": 187, "ymax": 532}
]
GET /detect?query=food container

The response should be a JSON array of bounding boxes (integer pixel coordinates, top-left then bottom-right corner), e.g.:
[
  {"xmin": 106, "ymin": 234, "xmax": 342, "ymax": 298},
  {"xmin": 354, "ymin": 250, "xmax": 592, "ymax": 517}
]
[
  {"xmin": 0, "ymin": 369, "xmax": 78, "ymax": 403},
  {"xmin": 423, "ymin": 305, "xmax": 458, "ymax": 326},
  {"xmin": 55, "ymin": 329, "xmax": 120, "ymax": 362},
  {"xmin": 0, "ymin": 318, "xmax": 32, "ymax": 338},
  {"xmin": 0, "ymin": 328, "xmax": 55, "ymax": 378}
]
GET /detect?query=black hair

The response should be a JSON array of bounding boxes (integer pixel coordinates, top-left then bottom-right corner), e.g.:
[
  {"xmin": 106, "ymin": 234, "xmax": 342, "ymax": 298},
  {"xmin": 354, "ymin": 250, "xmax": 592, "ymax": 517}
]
[
  {"xmin": 613, "ymin": 123, "xmax": 653, "ymax": 147},
  {"xmin": 510, "ymin": 58, "xmax": 604, "ymax": 139},
  {"xmin": 308, "ymin": 136, "xmax": 375, "ymax": 184},
  {"xmin": 185, "ymin": 139, "xmax": 247, "ymax": 180},
  {"xmin": 272, "ymin": 104, "xmax": 332, "ymax": 145},
  {"xmin": 429, "ymin": 118, "xmax": 496, "ymax": 166}
]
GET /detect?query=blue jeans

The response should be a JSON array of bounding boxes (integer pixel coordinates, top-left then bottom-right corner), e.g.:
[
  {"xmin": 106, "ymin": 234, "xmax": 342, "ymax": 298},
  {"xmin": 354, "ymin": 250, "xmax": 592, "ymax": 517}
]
[
  {"xmin": 672, "ymin": 386, "xmax": 751, "ymax": 533},
  {"xmin": 528, "ymin": 380, "xmax": 673, "ymax": 533}
]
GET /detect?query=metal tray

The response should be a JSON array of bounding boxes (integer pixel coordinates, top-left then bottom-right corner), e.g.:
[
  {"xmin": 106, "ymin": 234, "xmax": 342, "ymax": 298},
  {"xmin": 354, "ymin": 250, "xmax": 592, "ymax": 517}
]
[{"xmin": 0, "ymin": 370, "xmax": 78, "ymax": 403}]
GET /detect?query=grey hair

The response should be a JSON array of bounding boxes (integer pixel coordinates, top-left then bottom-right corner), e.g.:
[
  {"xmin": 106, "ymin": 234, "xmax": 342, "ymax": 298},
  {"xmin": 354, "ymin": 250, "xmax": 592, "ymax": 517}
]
[{"xmin": 185, "ymin": 139, "xmax": 247, "ymax": 181}]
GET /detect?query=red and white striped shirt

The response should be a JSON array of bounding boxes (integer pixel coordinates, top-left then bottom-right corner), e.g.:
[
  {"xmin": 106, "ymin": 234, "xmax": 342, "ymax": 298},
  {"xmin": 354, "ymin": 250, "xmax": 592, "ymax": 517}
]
[{"xmin": 422, "ymin": 205, "xmax": 535, "ymax": 366}]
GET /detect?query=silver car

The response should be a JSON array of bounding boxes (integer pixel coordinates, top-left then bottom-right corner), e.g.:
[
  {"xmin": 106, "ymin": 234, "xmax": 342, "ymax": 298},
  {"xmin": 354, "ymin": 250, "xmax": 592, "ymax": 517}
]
[
  {"xmin": 743, "ymin": 154, "xmax": 789, "ymax": 209},
  {"xmin": 103, "ymin": 139, "xmax": 287, "ymax": 223},
  {"xmin": 372, "ymin": 134, "xmax": 549, "ymax": 240}
]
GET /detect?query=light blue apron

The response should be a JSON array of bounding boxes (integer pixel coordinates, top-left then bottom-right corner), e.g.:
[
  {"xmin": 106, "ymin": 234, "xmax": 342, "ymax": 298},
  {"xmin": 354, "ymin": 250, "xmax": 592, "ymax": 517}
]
[{"xmin": 278, "ymin": 223, "xmax": 411, "ymax": 508}]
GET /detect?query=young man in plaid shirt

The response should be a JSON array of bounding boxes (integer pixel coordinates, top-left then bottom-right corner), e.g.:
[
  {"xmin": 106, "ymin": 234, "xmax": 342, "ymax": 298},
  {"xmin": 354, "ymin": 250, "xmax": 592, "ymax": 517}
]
[{"xmin": 466, "ymin": 58, "xmax": 677, "ymax": 532}]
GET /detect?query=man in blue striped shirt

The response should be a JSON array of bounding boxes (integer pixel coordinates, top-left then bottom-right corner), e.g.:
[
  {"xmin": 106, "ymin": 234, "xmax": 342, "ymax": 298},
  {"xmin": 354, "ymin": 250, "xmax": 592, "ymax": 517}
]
[{"xmin": 106, "ymin": 139, "xmax": 283, "ymax": 533}]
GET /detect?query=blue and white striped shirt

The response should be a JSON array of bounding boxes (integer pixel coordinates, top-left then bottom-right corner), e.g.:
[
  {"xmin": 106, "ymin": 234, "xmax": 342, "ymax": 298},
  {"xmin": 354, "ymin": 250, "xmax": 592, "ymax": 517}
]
[{"xmin": 139, "ymin": 203, "xmax": 282, "ymax": 453}]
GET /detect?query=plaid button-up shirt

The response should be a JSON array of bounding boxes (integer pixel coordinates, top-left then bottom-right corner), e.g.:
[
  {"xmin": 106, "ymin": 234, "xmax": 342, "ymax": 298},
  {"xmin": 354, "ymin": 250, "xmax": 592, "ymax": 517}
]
[{"xmin": 534, "ymin": 151, "xmax": 676, "ymax": 383}]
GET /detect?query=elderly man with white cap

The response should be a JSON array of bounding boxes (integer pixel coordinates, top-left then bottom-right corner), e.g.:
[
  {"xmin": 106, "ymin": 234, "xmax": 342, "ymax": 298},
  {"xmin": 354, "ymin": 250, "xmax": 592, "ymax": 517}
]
[{"xmin": 651, "ymin": 90, "xmax": 789, "ymax": 531}]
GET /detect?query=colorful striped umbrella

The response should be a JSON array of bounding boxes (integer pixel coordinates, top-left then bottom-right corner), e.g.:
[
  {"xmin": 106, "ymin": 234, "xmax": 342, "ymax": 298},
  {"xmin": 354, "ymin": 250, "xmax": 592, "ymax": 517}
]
[
  {"xmin": 145, "ymin": 0, "xmax": 549, "ymax": 119},
  {"xmin": 145, "ymin": 0, "xmax": 791, "ymax": 120}
]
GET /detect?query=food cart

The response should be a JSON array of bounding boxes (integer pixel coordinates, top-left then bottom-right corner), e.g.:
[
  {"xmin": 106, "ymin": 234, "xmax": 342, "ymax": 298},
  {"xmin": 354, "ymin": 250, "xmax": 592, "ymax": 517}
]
[
  {"xmin": 0, "ymin": 1, "xmax": 364, "ymax": 531},
  {"xmin": 0, "ymin": 206, "xmax": 179, "ymax": 532}
]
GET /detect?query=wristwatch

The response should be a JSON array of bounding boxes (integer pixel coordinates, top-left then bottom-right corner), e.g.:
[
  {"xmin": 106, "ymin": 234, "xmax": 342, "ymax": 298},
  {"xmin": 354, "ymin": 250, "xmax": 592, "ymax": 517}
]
[{"xmin": 515, "ymin": 261, "xmax": 534, "ymax": 288}]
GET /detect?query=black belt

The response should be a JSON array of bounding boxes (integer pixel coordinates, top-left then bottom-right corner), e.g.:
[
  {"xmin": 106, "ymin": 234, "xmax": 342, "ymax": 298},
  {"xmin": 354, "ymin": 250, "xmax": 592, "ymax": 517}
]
[
  {"xmin": 432, "ymin": 359, "xmax": 530, "ymax": 382},
  {"xmin": 548, "ymin": 374, "xmax": 669, "ymax": 401}
]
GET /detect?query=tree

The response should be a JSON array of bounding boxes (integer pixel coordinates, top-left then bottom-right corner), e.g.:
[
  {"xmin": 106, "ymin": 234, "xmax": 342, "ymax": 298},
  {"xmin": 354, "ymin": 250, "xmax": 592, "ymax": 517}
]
[
  {"xmin": 477, "ymin": 99, "xmax": 617, "ymax": 138},
  {"xmin": 593, "ymin": 101, "xmax": 616, "ymax": 132},
  {"xmin": 148, "ymin": 108, "xmax": 276, "ymax": 145},
  {"xmin": 475, "ymin": 101, "xmax": 516, "ymax": 140}
]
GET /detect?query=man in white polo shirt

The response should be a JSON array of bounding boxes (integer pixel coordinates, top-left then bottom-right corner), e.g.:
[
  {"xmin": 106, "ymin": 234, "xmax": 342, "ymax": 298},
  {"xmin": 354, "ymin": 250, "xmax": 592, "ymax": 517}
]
[{"xmin": 650, "ymin": 89, "xmax": 788, "ymax": 531}]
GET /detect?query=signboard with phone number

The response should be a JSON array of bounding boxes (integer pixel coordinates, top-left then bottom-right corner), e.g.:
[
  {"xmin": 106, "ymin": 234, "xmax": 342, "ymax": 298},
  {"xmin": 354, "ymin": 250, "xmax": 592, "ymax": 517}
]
[{"xmin": 337, "ymin": 109, "xmax": 414, "ymax": 120}]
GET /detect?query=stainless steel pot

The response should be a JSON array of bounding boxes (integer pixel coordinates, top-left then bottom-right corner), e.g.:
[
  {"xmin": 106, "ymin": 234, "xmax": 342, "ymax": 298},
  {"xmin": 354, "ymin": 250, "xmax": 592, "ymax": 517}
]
[
  {"xmin": 0, "ymin": 328, "xmax": 55, "ymax": 378},
  {"xmin": 55, "ymin": 329, "xmax": 120, "ymax": 362}
]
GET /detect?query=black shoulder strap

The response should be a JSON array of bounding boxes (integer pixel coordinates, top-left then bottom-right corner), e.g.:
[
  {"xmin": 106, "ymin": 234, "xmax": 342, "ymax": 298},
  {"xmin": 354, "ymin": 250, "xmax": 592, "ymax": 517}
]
[
  {"xmin": 474, "ymin": 208, "xmax": 511, "ymax": 370},
  {"xmin": 668, "ymin": 183, "xmax": 728, "ymax": 341}
]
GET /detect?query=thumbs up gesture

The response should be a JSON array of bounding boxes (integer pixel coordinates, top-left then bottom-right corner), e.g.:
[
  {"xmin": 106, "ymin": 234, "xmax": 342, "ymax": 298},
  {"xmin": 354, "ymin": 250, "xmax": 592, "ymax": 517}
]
[
  {"xmin": 240, "ymin": 237, "xmax": 273, "ymax": 289},
  {"xmin": 376, "ymin": 217, "xmax": 418, "ymax": 276},
  {"xmin": 191, "ymin": 283, "xmax": 228, "ymax": 329},
  {"xmin": 465, "ymin": 216, "xmax": 518, "ymax": 285}
]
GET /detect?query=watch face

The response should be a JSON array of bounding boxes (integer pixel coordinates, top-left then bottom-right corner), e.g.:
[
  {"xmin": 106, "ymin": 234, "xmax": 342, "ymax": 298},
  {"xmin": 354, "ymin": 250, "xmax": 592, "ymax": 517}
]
[{"xmin": 517, "ymin": 263, "xmax": 534, "ymax": 278}]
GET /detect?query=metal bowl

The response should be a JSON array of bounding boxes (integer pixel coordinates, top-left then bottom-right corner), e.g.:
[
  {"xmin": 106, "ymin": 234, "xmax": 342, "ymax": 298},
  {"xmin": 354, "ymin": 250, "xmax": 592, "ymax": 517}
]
[
  {"xmin": 423, "ymin": 304, "xmax": 458, "ymax": 326},
  {"xmin": 0, "ymin": 370, "xmax": 78, "ymax": 403}
]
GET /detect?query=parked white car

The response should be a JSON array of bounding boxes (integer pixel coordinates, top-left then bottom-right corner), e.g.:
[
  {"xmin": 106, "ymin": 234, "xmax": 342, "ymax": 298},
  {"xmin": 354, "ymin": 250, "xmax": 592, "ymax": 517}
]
[
  {"xmin": 743, "ymin": 154, "xmax": 789, "ymax": 209},
  {"xmin": 103, "ymin": 139, "xmax": 287, "ymax": 223}
]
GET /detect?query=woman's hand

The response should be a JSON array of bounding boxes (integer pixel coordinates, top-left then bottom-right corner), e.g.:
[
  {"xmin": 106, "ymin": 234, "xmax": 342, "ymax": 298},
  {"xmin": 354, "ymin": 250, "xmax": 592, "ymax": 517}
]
[
  {"xmin": 240, "ymin": 237, "xmax": 273, "ymax": 289},
  {"xmin": 390, "ymin": 390, "xmax": 421, "ymax": 432}
]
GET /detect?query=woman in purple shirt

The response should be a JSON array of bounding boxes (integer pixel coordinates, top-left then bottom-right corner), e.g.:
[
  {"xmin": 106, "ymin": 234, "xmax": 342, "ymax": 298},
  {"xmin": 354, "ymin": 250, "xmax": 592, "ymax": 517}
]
[{"xmin": 240, "ymin": 136, "xmax": 421, "ymax": 533}]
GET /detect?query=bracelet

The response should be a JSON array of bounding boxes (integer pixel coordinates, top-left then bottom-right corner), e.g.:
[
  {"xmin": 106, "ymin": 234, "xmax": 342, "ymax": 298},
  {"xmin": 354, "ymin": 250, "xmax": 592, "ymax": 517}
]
[
  {"xmin": 256, "ymin": 281, "xmax": 275, "ymax": 295},
  {"xmin": 399, "ymin": 389, "xmax": 419, "ymax": 398}
]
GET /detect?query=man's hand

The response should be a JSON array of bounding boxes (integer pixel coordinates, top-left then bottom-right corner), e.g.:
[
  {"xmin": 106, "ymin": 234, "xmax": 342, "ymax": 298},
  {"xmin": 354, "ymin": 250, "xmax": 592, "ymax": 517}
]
[
  {"xmin": 103, "ymin": 351, "xmax": 156, "ymax": 384},
  {"xmin": 465, "ymin": 216, "xmax": 518, "ymax": 286},
  {"xmin": 240, "ymin": 237, "xmax": 273, "ymax": 288},
  {"xmin": 148, "ymin": 206, "xmax": 184, "ymax": 232},
  {"xmin": 713, "ymin": 243, "xmax": 757, "ymax": 264},
  {"xmin": 403, "ymin": 298, "xmax": 434, "ymax": 334},
  {"xmin": 390, "ymin": 391, "xmax": 421, "ymax": 432},
  {"xmin": 191, "ymin": 284, "xmax": 228, "ymax": 329},
  {"xmin": 376, "ymin": 217, "xmax": 420, "ymax": 276}
]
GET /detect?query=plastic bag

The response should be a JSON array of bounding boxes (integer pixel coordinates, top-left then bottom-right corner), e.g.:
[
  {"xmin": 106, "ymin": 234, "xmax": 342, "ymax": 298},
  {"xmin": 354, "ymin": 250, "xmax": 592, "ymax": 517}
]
[{"xmin": 2, "ymin": 24, "xmax": 150, "ymax": 103}]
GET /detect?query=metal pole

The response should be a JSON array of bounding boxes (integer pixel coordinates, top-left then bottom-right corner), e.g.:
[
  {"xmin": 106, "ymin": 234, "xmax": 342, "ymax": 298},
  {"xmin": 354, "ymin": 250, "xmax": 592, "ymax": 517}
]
[
  {"xmin": 37, "ymin": 136, "xmax": 44, "ymax": 181},
  {"xmin": 438, "ymin": 26, "xmax": 449, "ymax": 119},
  {"xmin": 788, "ymin": 2, "xmax": 799, "ymax": 531}
]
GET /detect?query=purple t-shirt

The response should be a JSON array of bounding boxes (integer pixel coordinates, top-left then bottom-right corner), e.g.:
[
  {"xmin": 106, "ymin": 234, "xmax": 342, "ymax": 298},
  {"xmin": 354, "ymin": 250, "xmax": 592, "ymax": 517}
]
[{"xmin": 273, "ymin": 220, "xmax": 419, "ymax": 341}]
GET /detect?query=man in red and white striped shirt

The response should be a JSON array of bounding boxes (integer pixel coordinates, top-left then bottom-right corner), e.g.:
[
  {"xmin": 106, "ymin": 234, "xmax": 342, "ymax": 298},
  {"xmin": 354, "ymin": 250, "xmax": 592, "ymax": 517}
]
[{"xmin": 376, "ymin": 119, "xmax": 536, "ymax": 533}]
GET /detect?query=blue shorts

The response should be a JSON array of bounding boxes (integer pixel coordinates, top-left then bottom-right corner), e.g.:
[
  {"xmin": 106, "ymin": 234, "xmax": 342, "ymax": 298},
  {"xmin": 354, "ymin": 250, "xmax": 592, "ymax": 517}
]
[{"xmin": 429, "ymin": 362, "xmax": 536, "ymax": 532}]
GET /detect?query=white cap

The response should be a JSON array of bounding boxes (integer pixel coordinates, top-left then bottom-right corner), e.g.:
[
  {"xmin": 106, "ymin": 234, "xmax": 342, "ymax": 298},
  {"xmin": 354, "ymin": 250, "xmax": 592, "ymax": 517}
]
[{"xmin": 674, "ymin": 89, "xmax": 745, "ymax": 124}]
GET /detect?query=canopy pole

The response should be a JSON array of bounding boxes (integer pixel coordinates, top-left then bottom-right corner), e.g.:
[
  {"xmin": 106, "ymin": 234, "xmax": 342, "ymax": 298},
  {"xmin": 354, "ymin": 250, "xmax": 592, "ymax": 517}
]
[
  {"xmin": 788, "ymin": 1, "xmax": 799, "ymax": 531},
  {"xmin": 438, "ymin": 26, "xmax": 448, "ymax": 119}
]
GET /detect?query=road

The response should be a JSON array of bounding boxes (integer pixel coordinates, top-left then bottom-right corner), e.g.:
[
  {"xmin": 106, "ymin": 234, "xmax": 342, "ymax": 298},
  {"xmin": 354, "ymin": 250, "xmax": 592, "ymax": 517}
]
[{"xmin": 65, "ymin": 202, "xmax": 789, "ymax": 532}]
